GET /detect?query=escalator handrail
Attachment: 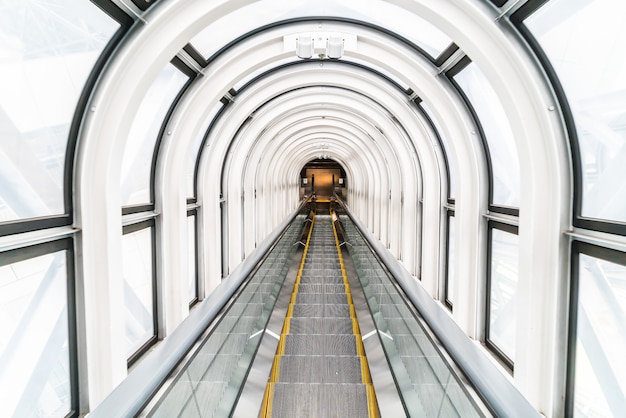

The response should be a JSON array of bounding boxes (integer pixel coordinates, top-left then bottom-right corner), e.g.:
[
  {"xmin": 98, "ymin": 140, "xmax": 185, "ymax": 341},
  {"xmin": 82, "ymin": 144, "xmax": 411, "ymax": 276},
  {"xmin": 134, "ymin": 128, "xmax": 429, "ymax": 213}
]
[
  {"xmin": 89, "ymin": 198, "xmax": 309, "ymax": 418},
  {"xmin": 336, "ymin": 198, "xmax": 539, "ymax": 418}
]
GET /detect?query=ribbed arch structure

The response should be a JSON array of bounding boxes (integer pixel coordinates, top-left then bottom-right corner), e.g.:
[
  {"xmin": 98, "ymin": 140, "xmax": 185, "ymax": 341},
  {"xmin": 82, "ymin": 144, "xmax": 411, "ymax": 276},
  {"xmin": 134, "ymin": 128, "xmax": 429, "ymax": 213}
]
[{"xmin": 4, "ymin": 1, "xmax": 626, "ymax": 417}]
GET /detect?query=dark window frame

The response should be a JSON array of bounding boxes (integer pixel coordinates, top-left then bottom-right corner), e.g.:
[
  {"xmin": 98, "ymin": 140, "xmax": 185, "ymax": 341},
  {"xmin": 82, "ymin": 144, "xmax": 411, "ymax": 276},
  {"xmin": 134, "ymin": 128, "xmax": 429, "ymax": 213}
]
[
  {"xmin": 447, "ymin": 57, "xmax": 520, "ymax": 217},
  {"xmin": 0, "ymin": 238, "xmax": 79, "ymax": 417},
  {"xmin": 0, "ymin": 2, "xmax": 131, "ymax": 237},
  {"xmin": 122, "ymin": 62, "xmax": 195, "ymax": 216},
  {"xmin": 187, "ymin": 209, "xmax": 199, "ymax": 307},
  {"xmin": 511, "ymin": 1, "xmax": 626, "ymax": 235},
  {"xmin": 566, "ymin": 241, "xmax": 626, "ymax": 416},
  {"xmin": 444, "ymin": 210, "xmax": 455, "ymax": 310},
  {"xmin": 122, "ymin": 219, "xmax": 158, "ymax": 367},
  {"xmin": 485, "ymin": 221, "xmax": 519, "ymax": 371}
]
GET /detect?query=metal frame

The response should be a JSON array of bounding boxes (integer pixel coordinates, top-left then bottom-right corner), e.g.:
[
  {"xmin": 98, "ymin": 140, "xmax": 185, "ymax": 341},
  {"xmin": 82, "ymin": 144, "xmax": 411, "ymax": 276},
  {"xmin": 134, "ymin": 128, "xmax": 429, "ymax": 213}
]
[
  {"xmin": 122, "ymin": 218, "xmax": 158, "ymax": 367},
  {"xmin": 186, "ymin": 209, "xmax": 199, "ymax": 306},
  {"xmin": 0, "ymin": 1, "xmax": 132, "ymax": 238},
  {"xmin": 447, "ymin": 57, "xmax": 520, "ymax": 217},
  {"xmin": 444, "ymin": 210, "xmax": 456, "ymax": 310},
  {"xmin": 484, "ymin": 221, "xmax": 519, "ymax": 371},
  {"xmin": 510, "ymin": 1, "xmax": 626, "ymax": 236},
  {"xmin": 123, "ymin": 63, "xmax": 195, "ymax": 216},
  {"xmin": 0, "ymin": 238, "xmax": 78, "ymax": 417},
  {"xmin": 566, "ymin": 241, "xmax": 626, "ymax": 416}
]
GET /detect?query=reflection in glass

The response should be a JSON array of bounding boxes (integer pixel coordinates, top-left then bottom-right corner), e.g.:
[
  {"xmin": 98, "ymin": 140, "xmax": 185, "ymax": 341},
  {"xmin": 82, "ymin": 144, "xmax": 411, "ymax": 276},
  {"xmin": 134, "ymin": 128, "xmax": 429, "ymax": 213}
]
[
  {"xmin": 0, "ymin": 251, "xmax": 72, "ymax": 417},
  {"xmin": 573, "ymin": 254, "xmax": 626, "ymax": 417},
  {"xmin": 0, "ymin": 0, "xmax": 118, "ymax": 222},
  {"xmin": 488, "ymin": 228, "xmax": 519, "ymax": 362},
  {"xmin": 525, "ymin": 0, "xmax": 626, "ymax": 223},
  {"xmin": 188, "ymin": 215, "xmax": 197, "ymax": 303},
  {"xmin": 342, "ymin": 219, "xmax": 485, "ymax": 417},
  {"xmin": 446, "ymin": 215, "xmax": 455, "ymax": 306},
  {"xmin": 454, "ymin": 63, "xmax": 520, "ymax": 208},
  {"xmin": 422, "ymin": 102, "xmax": 456, "ymax": 199},
  {"xmin": 121, "ymin": 65, "xmax": 188, "ymax": 206},
  {"xmin": 122, "ymin": 226, "xmax": 155, "ymax": 358},
  {"xmin": 146, "ymin": 216, "xmax": 303, "ymax": 416}
]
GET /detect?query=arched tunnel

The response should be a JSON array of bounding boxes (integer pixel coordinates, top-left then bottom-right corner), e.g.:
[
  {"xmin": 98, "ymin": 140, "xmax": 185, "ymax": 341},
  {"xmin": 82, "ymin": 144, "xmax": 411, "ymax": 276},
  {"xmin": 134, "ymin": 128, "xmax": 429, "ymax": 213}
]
[{"xmin": 1, "ymin": 1, "xmax": 625, "ymax": 417}]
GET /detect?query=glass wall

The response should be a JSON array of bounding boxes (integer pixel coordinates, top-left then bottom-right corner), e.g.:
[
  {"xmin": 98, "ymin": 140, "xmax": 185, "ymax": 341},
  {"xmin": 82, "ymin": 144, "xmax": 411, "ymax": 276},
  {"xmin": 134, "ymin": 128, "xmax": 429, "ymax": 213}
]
[
  {"xmin": 452, "ymin": 62, "xmax": 520, "ymax": 210},
  {"xmin": 487, "ymin": 224, "xmax": 519, "ymax": 368},
  {"xmin": 122, "ymin": 221, "xmax": 157, "ymax": 363},
  {"xmin": 445, "ymin": 213, "xmax": 455, "ymax": 309},
  {"xmin": 121, "ymin": 64, "xmax": 189, "ymax": 208},
  {"xmin": 421, "ymin": 102, "xmax": 456, "ymax": 200},
  {"xmin": 525, "ymin": 0, "xmax": 626, "ymax": 227},
  {"xmin": 569, "ymin": 244, "xmax": 626, "ymax": 417},
  {"xmin": 187, "ymin": 212, "xmax": 198, "ymax": 305},
  {"xmin": 0, "ymin": 0, "xmax": 119, "ymax": 224},
  {"xmin": 0, "ymin": 241, "xmax": 75, "ymax": 417},
  {"xmin": 188, "ymin": 103, "xmax": 222, "ymax": 199}
]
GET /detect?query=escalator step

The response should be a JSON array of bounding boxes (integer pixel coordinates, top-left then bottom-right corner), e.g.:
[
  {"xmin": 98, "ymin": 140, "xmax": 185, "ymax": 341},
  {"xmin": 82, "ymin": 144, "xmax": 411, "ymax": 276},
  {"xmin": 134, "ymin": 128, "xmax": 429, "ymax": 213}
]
[
  {"xmin": 288, "ymin": 317, "xmax": 355, "ymax": 335},
  {"xmin": 291, "ymin": 303, "xmax": 351, "ymax": 318},
  {"xmin": 283, "ymin": 335, "xmax": 357, "ymax": 356},
  {"xmin": 277, "ymin": 355, "xmax": 363, "ymax": 383},
  {"xmin": 270, "ymin": 383, "xmax": 368, "ymax": 418}
]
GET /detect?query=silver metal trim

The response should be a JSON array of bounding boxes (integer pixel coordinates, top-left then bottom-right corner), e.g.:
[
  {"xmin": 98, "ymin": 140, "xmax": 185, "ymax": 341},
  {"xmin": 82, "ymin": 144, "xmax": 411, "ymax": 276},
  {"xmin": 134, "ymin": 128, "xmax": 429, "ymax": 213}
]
[
  {"xmin": 0, "ymin": 226, "xmax": 77, "ymax": 253},
  {"xmin": 122, "ymin": 211, "xmax": 159, "ymax": 227},
  {"xmin": 565, "ymin": 229, "xmax": 626, "ymax": 253},
  {"xmin": 482, "ymin": 211, "xmax": 519, "ymax": 226}
]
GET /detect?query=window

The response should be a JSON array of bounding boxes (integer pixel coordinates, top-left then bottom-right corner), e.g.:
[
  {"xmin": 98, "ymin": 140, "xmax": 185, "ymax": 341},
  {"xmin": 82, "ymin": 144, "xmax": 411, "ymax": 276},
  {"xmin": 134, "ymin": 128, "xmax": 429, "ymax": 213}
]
[
  {"xmin": 188, "ymin": 103, "xmax": 223, "ymax": 198},
  {"xmin": 0, "ymin": 0, "xmax": 119, "ymax": 225},
  {"xmin": 0, "ymin": 240, "xmax": 77, "ymax": 417},
  {"xmin": 121, "ymin": 64, "xmax": 189, "ymax": 208},
  {"xmin": 421, "ymin": 102, "xmax": 456, "ymax": 201},
  {"xmin": 187, "ymin": 212, "xmax": 198, "ymax": 305},
  {"xmin": 524, "ymin": 0, "xmax": 626, "ymax": 229},
  {"xmin": 486, "ymin": 223, "xmax": 519, "ymax": 369},
  {"xmin": 122, "ymin": 221, "xmax": 157, "ymax": 364},
  {"xmin": 445, "ymin": 212, "xmax": 455, "ymax": 309},
  {"xmin": 452, "ymin": 61, "xmax": 520, "ymax": 211},
  {"xmin": 568, "ymin": 243, "xmax": 626, "ymax": 417}
]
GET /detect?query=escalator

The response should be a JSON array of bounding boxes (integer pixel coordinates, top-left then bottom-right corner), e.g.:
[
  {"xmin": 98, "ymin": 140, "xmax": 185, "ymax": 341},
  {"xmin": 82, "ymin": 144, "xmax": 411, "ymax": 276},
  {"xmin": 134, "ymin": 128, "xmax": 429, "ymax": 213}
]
[
  {"xmin": 124, "ymin": 204, "xmax": 490, "ymax": 417},
  {"xmin": 260, "ymin": 213, "xmax": 377, "ymax": 417}
]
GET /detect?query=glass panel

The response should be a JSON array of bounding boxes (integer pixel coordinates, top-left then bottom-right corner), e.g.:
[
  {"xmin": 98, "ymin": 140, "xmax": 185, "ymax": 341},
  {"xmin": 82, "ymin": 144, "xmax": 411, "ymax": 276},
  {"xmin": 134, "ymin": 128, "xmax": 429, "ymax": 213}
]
[
  {"xmin": 525, "ymin": 0, "xmax": 626, "ymax": 223},
  {"xmin": 187, "ymin": 215, "xmax": 197, "ymax": 303},
  {"xmin": 121, "ymin": 65, "xmax": 188, "ymax": 206},
  {"xmin": 190, "ymin": 0, "xmax": 451, "ymax": 60},
  {"xmin": 454, "ymin": 63, "xmax": 520, "ymax": 208},
  {"xmin": 422, "ymin": 102, "xmax": 456, "ymax": 199},
  {"xmin": 0, "ymin": 251, "xmax": 72, "ymax": 417},
  {"xmin": 0, "ymin": 0, "xmax": 119, "ymax": 222},
  {"xmin": 446, "ymin": 215, "xmax": 455, "ymax": 305},
  {"xmin": 187, "ymin": 103, "xmax": 222, "ymax": 197},
  {"xmin": 342, "ymin": 218, "xmax": 486, "ymax": 417},
  {"xmin": 122, "ymin": 227, "xmax": 155, "ymax": 357},
  {"xmin": 145, "ymin": 215, "xmax": 305, "ymax": 416},
  {"xmin": 573, "ymin": 254, "xmax": 626, "ymax": 417},
  {"xmin": 488, "ymin": 228, "xmax": 519, "ymax": 362}
]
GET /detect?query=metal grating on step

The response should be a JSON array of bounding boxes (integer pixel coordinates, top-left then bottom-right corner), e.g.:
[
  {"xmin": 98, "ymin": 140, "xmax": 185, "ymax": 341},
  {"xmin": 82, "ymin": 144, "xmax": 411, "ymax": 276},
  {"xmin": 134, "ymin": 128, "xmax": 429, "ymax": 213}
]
[
  {"xmin": 262, "ymin": 212, "xmax": 378, "ymax": 417},
  {"xmin": 270, "ymin": 383, "xmax": 369, "ymax": 418}
]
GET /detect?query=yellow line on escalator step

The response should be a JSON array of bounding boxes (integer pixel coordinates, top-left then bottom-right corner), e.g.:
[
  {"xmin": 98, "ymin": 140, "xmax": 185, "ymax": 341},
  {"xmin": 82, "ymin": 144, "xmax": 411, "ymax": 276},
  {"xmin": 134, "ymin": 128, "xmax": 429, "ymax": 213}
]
[
  {"xmin": 330, "ymin": 210, "xmax": 379, "ymax": 418},
  {"xmin": 261, "ymin": 213, "xmax": 315, "ymax": 417}
]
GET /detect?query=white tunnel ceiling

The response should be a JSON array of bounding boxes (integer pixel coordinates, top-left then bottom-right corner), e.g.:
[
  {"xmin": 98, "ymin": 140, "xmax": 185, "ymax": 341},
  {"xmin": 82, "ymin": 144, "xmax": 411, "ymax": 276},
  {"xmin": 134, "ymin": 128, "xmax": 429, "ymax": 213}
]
[{"xmin": 76, "ymin": 0, "xmax": 569, "ymax": 317}]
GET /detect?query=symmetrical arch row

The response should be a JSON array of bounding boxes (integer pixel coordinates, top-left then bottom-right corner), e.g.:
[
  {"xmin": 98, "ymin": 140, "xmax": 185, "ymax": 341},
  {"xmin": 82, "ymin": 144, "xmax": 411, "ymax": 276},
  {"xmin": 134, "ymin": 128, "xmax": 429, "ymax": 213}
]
[{"xmin": 3, "ymin": 1, "xmax": 625, "ymax": 417}]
